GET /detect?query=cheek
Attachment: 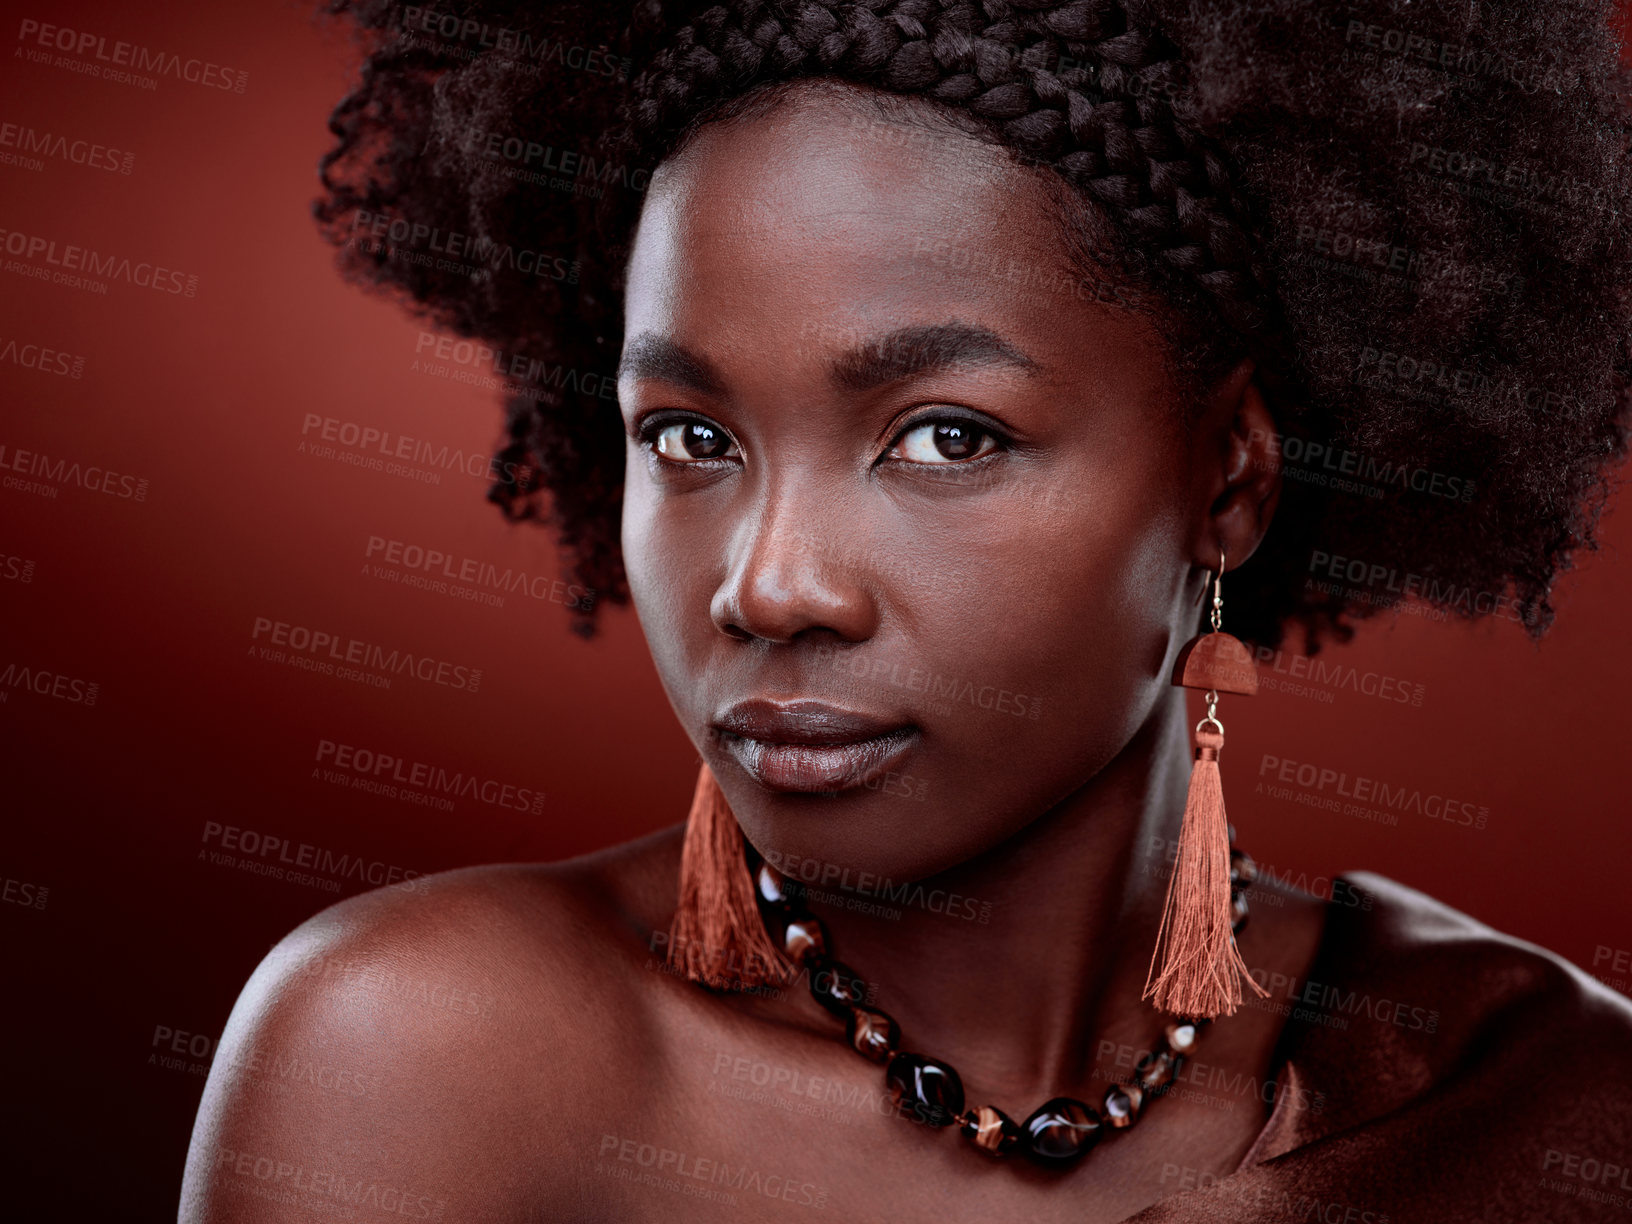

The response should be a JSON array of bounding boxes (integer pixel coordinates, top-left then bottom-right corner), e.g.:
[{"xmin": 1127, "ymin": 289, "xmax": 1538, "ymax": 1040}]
[
  {"xmin": 907, "ymin": 478, "xmax": 1185, "ymax": 757},
  {"xmin": 619, "ymin": 459, "xmax": 699, "ymax": 696}
]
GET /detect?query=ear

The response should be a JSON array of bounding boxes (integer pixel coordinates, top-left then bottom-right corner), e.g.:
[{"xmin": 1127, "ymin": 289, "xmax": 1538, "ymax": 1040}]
[{"xmin": 1191, "ymin": 358, "xmax": 1281, "ymax": 574}]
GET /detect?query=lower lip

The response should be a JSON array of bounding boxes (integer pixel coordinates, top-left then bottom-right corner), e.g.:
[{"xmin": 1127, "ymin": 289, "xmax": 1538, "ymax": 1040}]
[{"xmin": 721, "ymin": 729, "xmax": 917, "ymax": 794}]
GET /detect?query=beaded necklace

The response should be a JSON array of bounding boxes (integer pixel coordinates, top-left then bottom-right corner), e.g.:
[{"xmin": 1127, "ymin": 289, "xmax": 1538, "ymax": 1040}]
[{"xmin": 750, "ymin": 842, "xmax": 1259, "ymax": 1164}]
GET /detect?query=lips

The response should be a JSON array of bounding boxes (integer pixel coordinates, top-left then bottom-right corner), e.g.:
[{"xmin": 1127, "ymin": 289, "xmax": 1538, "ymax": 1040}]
[{"xmin": 712, "ymin": 699, "xmax": 917, "ymax": 794}]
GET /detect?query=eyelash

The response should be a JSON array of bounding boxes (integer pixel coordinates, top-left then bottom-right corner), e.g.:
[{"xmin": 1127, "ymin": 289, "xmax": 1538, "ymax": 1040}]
[{"xmin": 635, "ymin": 410, "xmax": 1011, "ymax": 469}]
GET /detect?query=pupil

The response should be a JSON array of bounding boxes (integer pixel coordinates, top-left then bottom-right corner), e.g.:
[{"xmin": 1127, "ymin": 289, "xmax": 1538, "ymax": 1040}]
[
  {"xmin": 933, "ymin": 423, "xmax": 980, "ymax": 460},
  {"xmin": 684, "ymin": 423, "xmax": 727, "ymax": 458}
]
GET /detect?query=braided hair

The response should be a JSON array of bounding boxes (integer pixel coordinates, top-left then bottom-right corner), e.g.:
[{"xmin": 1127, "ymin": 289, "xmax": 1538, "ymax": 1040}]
[{"xmin": 316, "ymin": 0, "xmax": 1632, "ymax": 647}]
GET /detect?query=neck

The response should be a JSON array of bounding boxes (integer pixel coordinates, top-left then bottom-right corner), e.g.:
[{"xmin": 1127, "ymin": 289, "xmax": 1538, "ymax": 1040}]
[{"xmin": 803, "ymin": 690, "xmax": 1193, "ymax": 1106}]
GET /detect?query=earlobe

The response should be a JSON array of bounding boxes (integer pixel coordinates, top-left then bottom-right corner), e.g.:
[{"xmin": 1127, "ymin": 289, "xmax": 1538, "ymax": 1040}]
[{"xmin": 1197, "ymin": 362, "xmax": 1282, "ymax": 572}]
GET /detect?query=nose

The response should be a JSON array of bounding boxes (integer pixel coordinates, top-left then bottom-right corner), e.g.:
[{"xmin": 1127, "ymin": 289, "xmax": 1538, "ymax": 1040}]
[{"xmin": 710, "ymin": 485, "xmax": 880, "ymax": 645}]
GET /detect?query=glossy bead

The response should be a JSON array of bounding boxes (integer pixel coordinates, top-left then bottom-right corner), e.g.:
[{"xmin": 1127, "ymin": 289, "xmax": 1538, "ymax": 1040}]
[
  {"xmin": 1102, "ymin": 1082, "xmax": 1143, "ymax": 1129},
  {"xmin": 846, "ymin": 1007, "xmax": 899, "ymax": 1064},
  {"xmin": 1164, "ymin": 1021, "xmax": 1200, "ymax": 1056},
  {"xmin": 886, "ymin": 1053, "xmax": 965, "ymax": 1127},
  {"xmin": 809, "ymin": 959, "xmax": 869, "ymax": 1016},
  {"xmin": 755, "ymin": 861, "xmax": 797, "ymax": 910},
  {"xmin": 960, "ymin": 1105, "xmax": 1021, "ymax": 1155},
  {"xmin": 1021, "ymin": 1097, "xmax": 1102, "ymax": 1163},
  {"xmin": 1230, "ymin": 848, "xmax": 1257, "ymax": 889},
  {"xmin": 783, "ymin": 917, "xmax": 826, "ymax": 964},
  {"xmin": 1136, "ymin": 1048, "xmax": 1183, "ymax": 1096}
]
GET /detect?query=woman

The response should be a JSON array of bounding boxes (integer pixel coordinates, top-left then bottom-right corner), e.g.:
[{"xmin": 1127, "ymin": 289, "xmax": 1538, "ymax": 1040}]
[{"xmin": 182, "ymin": 0, "xmax": 1632, "ymax": 1219}]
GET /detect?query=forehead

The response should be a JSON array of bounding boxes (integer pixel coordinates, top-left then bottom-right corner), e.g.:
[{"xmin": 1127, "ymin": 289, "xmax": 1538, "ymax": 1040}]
[{"xmin": 622, "ymin": 84, "xmax": 1122, "ymax": 350}]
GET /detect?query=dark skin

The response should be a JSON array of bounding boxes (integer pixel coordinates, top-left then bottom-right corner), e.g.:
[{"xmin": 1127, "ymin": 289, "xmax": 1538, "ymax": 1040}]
[{"xmin": 180, "ymin": 83, "xmax": 1326, "ymax": 1223}]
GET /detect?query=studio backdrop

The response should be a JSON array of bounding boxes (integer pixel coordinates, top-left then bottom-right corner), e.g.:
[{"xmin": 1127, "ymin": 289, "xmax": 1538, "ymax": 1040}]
[{"xmin": 2, "ymin": 1, "xmax": 1630, "ymax": 1219}]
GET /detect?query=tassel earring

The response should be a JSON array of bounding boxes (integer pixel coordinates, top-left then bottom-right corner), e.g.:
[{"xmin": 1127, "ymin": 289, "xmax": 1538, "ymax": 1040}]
[
  {"xmin": 667, "ymin": 764, "xmax": 793, "ymax": 990},
  {"xmin": 1143, "ymin": 551, "xmax": 1270, "ymax": 1020}
]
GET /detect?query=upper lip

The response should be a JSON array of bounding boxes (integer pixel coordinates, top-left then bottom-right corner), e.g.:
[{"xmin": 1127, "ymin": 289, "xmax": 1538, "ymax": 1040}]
[{"xmin": 712, "ymin": 699, "xmax": 911, "ymax": 745}]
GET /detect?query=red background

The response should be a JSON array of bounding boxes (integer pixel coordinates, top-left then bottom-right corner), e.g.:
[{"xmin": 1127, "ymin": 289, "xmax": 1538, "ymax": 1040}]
[{"xmin": 1, "ymin": 1, "xmax": 1628, "ymax": 1217}]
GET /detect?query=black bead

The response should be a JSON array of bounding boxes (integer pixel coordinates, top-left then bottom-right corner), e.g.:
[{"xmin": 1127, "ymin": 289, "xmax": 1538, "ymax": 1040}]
[
  {"xmin": 846, "ymin": 1007, "xmax": 899, "ymax": 1064},
  {"xmin": 755, "ymin": 861, "xmax": 799, "ymax": 911},
  {"xmin": 808, "ymin": 958, "xmax": 869, "ymax": 1016},
  {"xmin": 960, "ymin": 1105, "xmax": 1022, "ymax": 1155},
  {"xmin": 1102, "ymin": 1082, "xmax": 1142, "ymax": 1129},
  {"xmin": 1230, "ymin": 848, "xmax": 1257, "ymax": 889},
  {"xmin": 1021, "ymin": 1097, "xmax": 1102, "ymax": 1164},
  {"xmin": 1136, "ymin": 1048, "xmax": 1183, "ymax": 1096},
  {"xmin": 886, "ymin": 1053, "xmax": 965, "ymax": 1127},
  {"xmin": 1164, "ymin": 1021, "xmax": 1200, "ymax": 1056},
  {"xmin": 783, "ymin": 917, "xmax": 826, "ymax": 965}
]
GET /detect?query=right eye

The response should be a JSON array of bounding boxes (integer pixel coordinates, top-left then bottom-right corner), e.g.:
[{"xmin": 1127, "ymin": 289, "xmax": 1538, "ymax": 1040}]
[{"xmin": 649, "ymin": 419, "xmax": 740, "ymax": 462}]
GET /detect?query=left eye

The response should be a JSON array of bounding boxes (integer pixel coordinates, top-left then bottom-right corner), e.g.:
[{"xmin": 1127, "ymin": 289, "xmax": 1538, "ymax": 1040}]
[
  {"xmin": 888, "ymin": 420, "xmax": 1000, "ymax": 465},
  {"xmin": 652, "ymin": 420, "xmax": 739, "ymax": 462}
]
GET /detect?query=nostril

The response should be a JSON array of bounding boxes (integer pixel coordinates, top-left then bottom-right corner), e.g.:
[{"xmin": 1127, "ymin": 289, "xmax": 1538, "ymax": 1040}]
[{"xmin": 720, "ymin": 622, "xmax": 754, "ymax": 642}]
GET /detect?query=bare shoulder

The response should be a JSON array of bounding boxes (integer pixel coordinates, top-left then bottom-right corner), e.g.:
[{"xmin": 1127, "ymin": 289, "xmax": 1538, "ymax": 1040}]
[{"xmin": 179, "ymin": 827, "xmax": 686, "ymax": 1223}]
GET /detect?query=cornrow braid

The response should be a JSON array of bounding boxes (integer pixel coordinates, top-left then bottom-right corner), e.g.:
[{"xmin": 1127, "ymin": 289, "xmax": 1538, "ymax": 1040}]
[
  {"xmin": 316, "ymin": 0, "xmax": 1632, "ymax": 648},
  {"xmin": 621, "ymin": 0, "xmax": 1279, "ymax": 342}
]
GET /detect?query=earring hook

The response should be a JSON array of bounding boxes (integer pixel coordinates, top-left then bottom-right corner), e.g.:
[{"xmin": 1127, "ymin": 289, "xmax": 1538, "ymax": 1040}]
[{"xmin": 1210, "ymin": 547, "xmax": 1226, "ymax": 633}]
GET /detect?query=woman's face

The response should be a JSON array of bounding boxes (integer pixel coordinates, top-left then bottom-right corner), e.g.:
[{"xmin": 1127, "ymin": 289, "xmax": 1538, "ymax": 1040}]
[{"xmin": 618, "ymin": 83, "xmax": 1241, "ymax": 882}]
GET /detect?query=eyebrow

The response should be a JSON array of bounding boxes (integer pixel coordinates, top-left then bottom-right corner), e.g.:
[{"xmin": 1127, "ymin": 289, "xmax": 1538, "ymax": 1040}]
[
  {"xmin": 617, "ymin": 322, "xmax": 1040, "ymax": 396},
  {"xmin": 830, "ymin": 322, "xmax": 1041, "ymax": 391}
]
